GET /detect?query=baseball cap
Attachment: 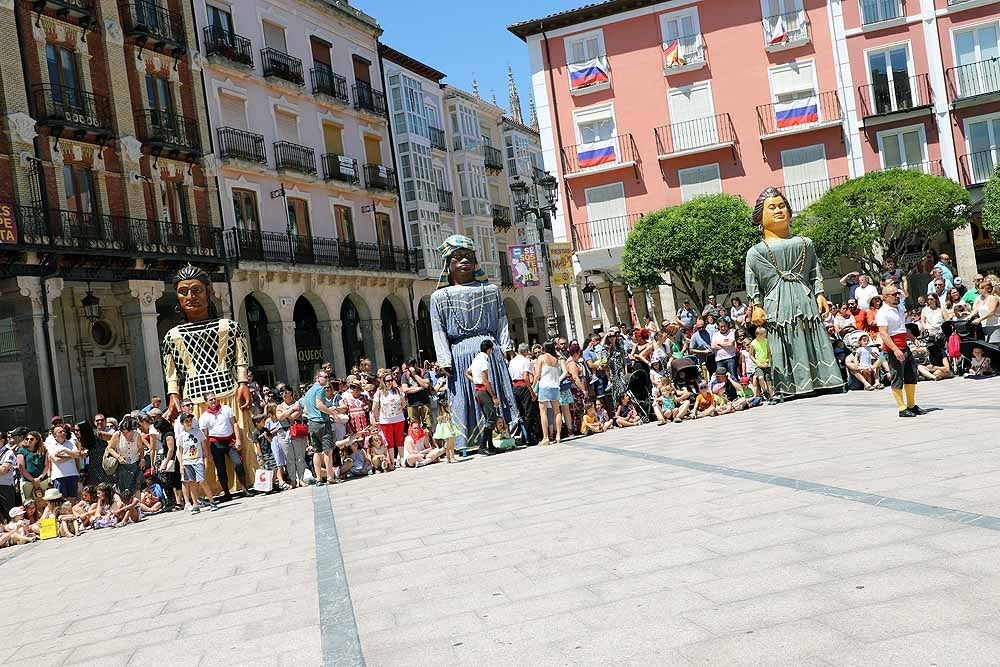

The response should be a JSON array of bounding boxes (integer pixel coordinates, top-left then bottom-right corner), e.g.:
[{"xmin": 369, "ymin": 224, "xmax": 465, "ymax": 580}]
[
  {"xmin": 9, "ymin": 427, "xmax": 28, "ymax": 437},
  {"xmin": 954, "ymin": 277, "xmax": 964, "ymax": 285},
  {"xmin": 8, "ymin": 506, "xmax": 24, "ymax": 518},
  {"xmin": 50, "ymin": 415, "xmax": 63, "ymax": 424}
]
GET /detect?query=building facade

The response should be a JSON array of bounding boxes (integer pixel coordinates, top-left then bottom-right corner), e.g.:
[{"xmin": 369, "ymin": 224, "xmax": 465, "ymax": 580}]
[
  {"xmin": 0, "ymin": 0, "xmax": 222, "ymax": 426},
  {"xmin": 510, "ymin": 0, "xmax": 1000, "ymax": 336}
]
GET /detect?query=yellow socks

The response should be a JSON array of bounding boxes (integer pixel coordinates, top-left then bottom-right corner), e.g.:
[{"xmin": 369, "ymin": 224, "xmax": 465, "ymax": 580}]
[
  {"xmin": 904, "ymin": 384, "xmax": 916, "ymax": 409},
  {"xmin": 892, "ymin": 388, "xmax": 906, "ymax": 411}
]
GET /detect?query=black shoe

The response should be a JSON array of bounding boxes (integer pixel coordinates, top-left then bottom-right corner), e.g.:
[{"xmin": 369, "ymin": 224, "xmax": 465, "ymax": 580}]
[
  {"xmin": 898, "ymin": 409, "xmax": 916, "ymax": 418},
  {"xmin": 909, "ymin": 405, "xmax": 928, "ymax": 416},
  {"xmin": 479, "ymin": 447, "xmax": 495, "ymax": 456},
  {"xmin": 221, "ymin": 493, "xmax": 234, "ymax": 502}
]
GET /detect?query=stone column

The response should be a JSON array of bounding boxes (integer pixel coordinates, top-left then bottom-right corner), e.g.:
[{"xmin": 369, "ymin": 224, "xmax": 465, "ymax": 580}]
[
  {"xmin": 398, "ymin": 319, "xmax": 415, "ymax": 362},
  {"xmin": 317, "ymin": 320, "xmax": 337, "ymax": 372},
  {"xmin": 11, "ymin": 277, "xmax": 62, "ymax": 423},
  {"xmin": 115, "ymin": 280, "xmax": 166, "ymax": 402},
  {"xmin": 633, "ymin": 288, "xmax": 650, "ymax": 324},
  {"xmin": 596, "ymin": 285, "xmax": 615, "ymax": 331},
  {"xmin": 953, "ymin": 226, "xmax": 978, "ymax": 285},
  {"xmin": 368, "ymin": 321, "xmax": 385, "ymax": 369},
  {"xmin": 658, "ymin": 282, "xmax": 677, "ymax": 323},
  {"xmin": 329, "ymin": 320, "xmax": 346, "ymax": 378},
  {"xmin": 612, "ymin": 284, "xmax": 632, "ymax": 326},
  {"xmin": 266, "ymin": 322, "xmax": 298, "ymax": 388}
]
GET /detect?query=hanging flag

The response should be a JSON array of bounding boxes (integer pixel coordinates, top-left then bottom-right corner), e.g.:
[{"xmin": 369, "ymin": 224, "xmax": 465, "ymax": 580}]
[
  {"xmin": 568, "ymin": 57, "xmax": 609, "ymax": 90},
  {"xmin": 662, "ymin": 40, "xmax": 685, "ymax": 68},
  {"xmin": 767, "ymin": 16, "xmax": 788, "ymax": 46},
  {"xmin": 774, "ymin": 95, "xmax": 819, "ymax": 129},
  {"xmin": 549, "ymin": 243, "xmax": 574, "ymax": 286},
  {"xmin": 508, "ymin": 244, "xmax": 539, "ymax": 288},
  {"xmin": 577, "ymin": 138, "xmax": 617, "ymax": 169}
]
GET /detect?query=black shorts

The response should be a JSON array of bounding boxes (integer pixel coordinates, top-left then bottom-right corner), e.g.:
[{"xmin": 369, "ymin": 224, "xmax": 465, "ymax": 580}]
[{"xmin": 887, "ymin": 346, "xmax": 918, "ymax": 389}]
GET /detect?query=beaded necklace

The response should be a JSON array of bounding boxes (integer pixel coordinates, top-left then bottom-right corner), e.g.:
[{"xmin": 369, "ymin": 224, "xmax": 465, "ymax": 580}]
[
  {"xmin": 760, "ymin": 237, "xmax": 808, "ymax": 284},
  {"xmin": 446, "ymin": 284, "xmax": 491, "ymax": 336}
]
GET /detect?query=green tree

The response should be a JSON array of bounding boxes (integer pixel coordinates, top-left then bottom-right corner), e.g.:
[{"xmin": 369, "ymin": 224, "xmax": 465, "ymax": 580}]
[
  {"xmin": 621, "ymin": 194, "xmax": 757, "ymax": 312},
  {"xmin": 793, "ymin": 169, "xmax": 970, "ymax": 276},
  {"xmin": 982, "ymin": 164, "xmax": 1000, "ymax": 239}
]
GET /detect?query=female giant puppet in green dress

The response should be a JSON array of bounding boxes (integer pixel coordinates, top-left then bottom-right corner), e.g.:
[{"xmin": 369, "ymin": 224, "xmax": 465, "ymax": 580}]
[{"xmin": 746, "ymin": 188, "xmax": 843, "ymax": 397}]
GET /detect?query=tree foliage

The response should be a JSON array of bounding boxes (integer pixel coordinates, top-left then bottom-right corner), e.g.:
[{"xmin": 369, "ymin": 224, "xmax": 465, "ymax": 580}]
[
  {"xmin": 621, "ymin": 194, "xmax": 757, "ymax": 311},
  {"xmin": 793, "ymin": 169, "xmax": 970, "ymax": 276},
  {"xmin": 983, "ymin": 164, "xmax": 1000, "ymax": 240}
]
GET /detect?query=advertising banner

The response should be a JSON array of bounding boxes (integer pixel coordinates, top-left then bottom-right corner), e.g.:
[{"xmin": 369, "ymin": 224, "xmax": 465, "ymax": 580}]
[
  {"xmin": 549, "ymin": 242, "xmax": 574, "ymax": 286},
  {"xmin": 508, "ymin": 244, "xmax": 540, "ymax": 288}
]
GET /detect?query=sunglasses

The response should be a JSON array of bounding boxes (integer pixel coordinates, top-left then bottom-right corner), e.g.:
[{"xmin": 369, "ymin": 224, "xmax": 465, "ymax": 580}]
[{"xmin": 26, "ymin": 436, "xmax": 37, "ymax": 441}]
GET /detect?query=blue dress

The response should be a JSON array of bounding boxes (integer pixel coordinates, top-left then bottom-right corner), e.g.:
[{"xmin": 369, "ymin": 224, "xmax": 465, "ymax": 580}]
[{"xmin": 430, "ymin": 283, "xmax": 520, "ymax": 450}]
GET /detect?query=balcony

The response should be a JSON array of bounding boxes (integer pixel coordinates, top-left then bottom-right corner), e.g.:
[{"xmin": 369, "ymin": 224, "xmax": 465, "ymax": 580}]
[
  {"xmin": 223, "ymin": 228, "xmax": 418, "ymax": 273},
  {"xmin": 567, "ymin": 55, "xmax": 611, "ymax": 95},
  {"xmin": 945, "ymin": 58, "xmax": 1000, "ymax": 107},
  {"xmin": 311, "ymin": 66, "xmax": 348, "ymax": 104},
  {"xmin": 363, "ymin": 164, "xmax": 397, "ymax": 193},
  {"xmin": 429, "ymin": 126, "xmax": 447, "ymax": 152},
  {"xmin": 321, "ymin": 153, "xmax": 360, "ymax": 185},
  {"xmin": 858, "ymin": 74, "xmax": 931, "ymax": 123},
  {"xmin": 483, "ymin": 144, "xmax": 504, "ymax": 173},
  {"xmin": 134, "ymin": 109, "xmax": 200, "ymax": 157},
  {"xmin": 561, "ymin": 133, "xmax": 639, "ymax": 179},
  {"xmin": 571, "ymin": 213, "xmax": 643, "ymax": 252},
  {"xmin": 203, "ymin": 25, "xmax": 253, "ymax": 70},
  {"xmin": 32, "ymin": 84, "xmax": 113, "ymax": 142},
  {"xmin": 959, "ymin": 150, "xmax": 998, "ymax": 187},
  {"xmin": 261, "ymin": 48, "xmax": 304, "ymax": 86},
  {"xmin": 860, "ymin": 0, "xmax": 905, "ymax": 26},
  {"xmin": 9, "ymin": 206, "xmax": 221, "ymax": 261},
  {"xmin": 762, "ymin": 9, "xmax": 810, "ymax": 51},
  {"xmin": 31, "ymin": 0, "xmax": 95, "ymax": 26},
  {"xmin": 492, "ymin": 204, "xmax": 512, "ymax": 232},
  {"xmin": 757, "ymin": 90, "xmax": 842, "ymax": 139},
  {"xmin": 437, "ymin": 188, "xmax": 455, "ymax": 212},
  {"xmin": 353, "ymin": 81, "xmax": 388, "ymax": 118},
  {"xmin": 119, "ymin": 0, "xmax": 186, "ymax": 56},
  {"xmin": 274, "ymin": 141, "xmax": 316, "ymax": 176},
  {"xmin": 873, "ymin": 160, "xmax": 943, "ymax": 176},
  {"xmin": 783, "ymin": 176, "xmax": 848, "ymax": 213},
  {"xmin": 217, "ymin": 127, "xmax": 266, "ymax": 165},
  {"xmin": 662, "ymin": 33, "xmax": 707, "ymax": 75},
  {"xmin": 654, "ymin": 113, "xmax": 736, "ymax": 160}
]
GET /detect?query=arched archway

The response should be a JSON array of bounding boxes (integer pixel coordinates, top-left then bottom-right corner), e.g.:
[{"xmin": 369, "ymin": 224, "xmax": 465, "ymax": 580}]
[
  {"xmin": 416, "ymin": 297, "xmax": 434, "ymax": 363},
  {"xmin": 380, "ymin": 298, "xmax": 405, "ymax": 368},
  {"xmin": 294, "ymin": 296, "xmax": 323, "ymax": 381},
  {"xmin": 241, "ymin": 293, "xmax": 279, "ymax": 387},
  {"xmin": 503, "ymin": 298, "xmax": 525, "ymax": 347},
  {"xmin": 341, "ymin": 295, "xmax": 369, "ymax": 372}
]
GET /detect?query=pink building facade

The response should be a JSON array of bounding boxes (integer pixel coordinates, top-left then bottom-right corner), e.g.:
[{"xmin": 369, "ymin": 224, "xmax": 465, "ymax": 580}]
[{"xmin": 510, "ymin": 0, "xmax": 1000, "ymax": 332}]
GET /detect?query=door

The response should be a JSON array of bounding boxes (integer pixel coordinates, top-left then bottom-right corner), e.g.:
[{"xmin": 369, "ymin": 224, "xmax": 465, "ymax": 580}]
[
  {"xmin": 364, "ymin": 136, "xmax": 381, "ymax": 165},
  {"xmin": 668, "ymin": 84, "xmax": 716, "ymax": 150},
  {"xmin": 45, "ymin": 45, "xmax": 81, "ymax": 113},
  {"xmin": 310, "ymin": 37, "xmax": 331, "ymax": 68},
  {"xmin": 219, "ymin": 93, "xmax": 248, "ymax": 131},
  {"xmin": 334, "ymin": 204, "xmax": 357, "ymax": 265},
  {"xmin": 93, "ymin": 367, "xmax": 130, "ymax": 421},
  {"xmin": 878, "ymin": 126, "xmax": 925, "ymax": 170},
  {"xmin": 206, "ymin": 4, "xmax": 234, "ymax": 49},
  {"xmin": 275, "ymin": 110, "xmax": 298, "ymax": 144},
  {"xmin": 145, "ymin": 74, "xmax": 177, "ymax": 142},
  {"xmin": 661, "ymin": 10, "xmax": 702, "ymax": 63},
  {"xmin": 584, "ymin": 182, "xmax": 627, "ymax": 249},
  {"xmin": 967, "ymin": 116, "xmax": 1000, "ymax": 183},
  {"xmin": 781, "ymin": 144, "xmax": 829, "ymax": 211},
  {"xmin": 352, "ymin": 56, "xmax": 371, "ymax": 84},
  {"xmin": 62, "ymin": 164, "xmax": 99, "ymax": 241},
  {"xmin": 867, "ymin": 45, "xmax": 912, "ymax": 114},
  {"xmin": 262, "ymin": 21, "xmax": 287, "ymax": 52},
  {"xmin": 375, "ymin": 212, "xmax": 394, "ymax": 268},
  {"xmin": 567, "ymin": 34, "xmax": 601, "ymax": 65},
  {"xmin": 955, "ymin": 24, "xmax": 1000, "ymax": 98},
  {"xmin": 232, "ymin": 189, "xmax": 262, "ymax": 257},
  {"xmin": 575, "ymin": 110, "xmax": 617, "ymax": 168},
  {"xmin": 287, "ymin": 198, "xmax": 313, "ymax": 262},
  {"xmin": 762, "ymin": 0, "xmax": 804, "ymax": 40}
]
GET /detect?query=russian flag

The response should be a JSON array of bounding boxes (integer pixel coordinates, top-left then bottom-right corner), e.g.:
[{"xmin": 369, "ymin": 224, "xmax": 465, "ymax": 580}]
[
  {"xmin": 569, "ymin": 57, "xmax": 609, "ymax": 90},
  {"xmin": 577, "ymin": 138, "xmax": 617, "ymax": 168},
  {"xmin": 774, "ymin": 95, "xmax": 819, "ymax": 129}
]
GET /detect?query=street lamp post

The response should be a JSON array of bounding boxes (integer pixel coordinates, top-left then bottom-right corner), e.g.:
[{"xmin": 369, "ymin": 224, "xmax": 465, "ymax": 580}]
[{"xmin": 510, "ymin": 171, "xmax": 560, "ymax": 339}]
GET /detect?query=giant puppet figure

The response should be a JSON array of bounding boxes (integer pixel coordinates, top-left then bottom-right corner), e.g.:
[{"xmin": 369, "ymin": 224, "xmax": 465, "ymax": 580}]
[
  {"xmin": 162, "ymin": 265, "xmax": 255, "ymax": 492},
  {"xmin": 430, "ymin": 235, "xmax": 519, "ymax": 454},
  {"xmin": 745, "ymin": 188, "xmax": 843, "ymax": 397}
]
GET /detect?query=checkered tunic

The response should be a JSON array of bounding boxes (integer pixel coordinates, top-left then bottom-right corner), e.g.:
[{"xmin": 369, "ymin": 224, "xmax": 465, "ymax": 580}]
[{"xmin": 162, "ymin": 318, "xmax": 250, "ymax": 403}]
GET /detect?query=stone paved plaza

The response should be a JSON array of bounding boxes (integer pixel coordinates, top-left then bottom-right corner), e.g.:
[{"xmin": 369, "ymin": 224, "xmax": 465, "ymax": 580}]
[{"xmin": 4, "ymin": 378, "xmax": 1000, "ymax": 666}]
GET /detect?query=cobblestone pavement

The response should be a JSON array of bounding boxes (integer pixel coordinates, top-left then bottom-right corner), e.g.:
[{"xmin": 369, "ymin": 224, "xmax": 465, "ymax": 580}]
[{"xmin": 5, "ymin": 377, "xmax": 1000, "ymax": 666}]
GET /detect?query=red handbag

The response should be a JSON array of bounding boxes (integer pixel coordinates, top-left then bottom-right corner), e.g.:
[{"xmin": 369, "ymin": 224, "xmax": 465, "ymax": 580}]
[{"xmin": 289, "ymin": 422, "xmax": 308, "ymax": 439}]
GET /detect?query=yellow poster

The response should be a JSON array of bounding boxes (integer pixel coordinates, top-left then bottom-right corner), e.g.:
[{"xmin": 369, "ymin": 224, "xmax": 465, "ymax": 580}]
[{"xmin": 549, "ymin": 242, "xmax": 574, "ymax": 286}]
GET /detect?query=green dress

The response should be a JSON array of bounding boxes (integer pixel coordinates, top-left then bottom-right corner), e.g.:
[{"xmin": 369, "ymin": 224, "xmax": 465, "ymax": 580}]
[{"xmin": 745, "ymin": 236, "xmax": 843, "ymax": 397}]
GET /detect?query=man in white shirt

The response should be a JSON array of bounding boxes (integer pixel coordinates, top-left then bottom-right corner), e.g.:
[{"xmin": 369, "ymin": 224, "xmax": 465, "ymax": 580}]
[
  {"xmin": 507, "ymin": 343, "xmax": 540, "ymax": 446},
  {"xmin": 45, "ymin": 424, "xmax": 86, "ymax": 502},
  {"xmin": 199, "ymin": 392, "xmax": 250, "ymax": 501},
  {"xmin": 853, "ymin": 275, "xmax": 879, "ymax": 311},
  {"xmin": 465, "ymin": 339, "xmax": 498, "ymax": 456},
  {"xmin": 876, "ymin": 285, "xmax": 925, "ymax": 418}
]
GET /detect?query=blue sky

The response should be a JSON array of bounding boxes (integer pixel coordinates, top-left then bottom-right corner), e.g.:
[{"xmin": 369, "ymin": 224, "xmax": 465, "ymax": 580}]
[{"xmin": 355, "ymin": 0, "xmax": 582, "ymax": 118}]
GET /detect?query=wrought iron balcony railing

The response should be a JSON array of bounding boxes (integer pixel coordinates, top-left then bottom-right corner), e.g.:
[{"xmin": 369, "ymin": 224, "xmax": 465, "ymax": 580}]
[
  {"xmin": 274, "ymin": 141, "xmax": 316, "ymax": 175},
  {"xmin": 761, "ymin": 9, "xmax": 810, "ymax": 48},
  {"xmin": 492, "ymin": 204, "xmax": 512, "ymax": 231},
  {"xmin": 654, "ymin": 113, "xmax": 735, "ymax": 157},
  {"xmin": 363, "ymin": 163, "xmax": 397, "ymax": 192},
  {"xmin": 571, "ymin": 213, "xmax": 643, "ymax": 252},
  {"xmin": 32, "ymin": 84, "xmax": 113, "ymax": 137},
  {"xmin": 261, "ymin": 47, "xmax": 304, "ymax": 86},
  {"xmin": 134, "ymin": 109, "xmax": 200, "ymax": 155},
  {"xmin": 858, "ymin": 73, "xmax": 931, "ymax": 118},
  {"xmin": 217, "ymin": 127, "xmax": 266, "ymax": 164},
  {"xmin": 119, "ymin": 0, "xmax": 186, "ymax": 54},
  {"xmin": 36, "ymin": 0, "xmax": 94, "ymax": 22},
  {"xmin": 783, "ymin": 176, "xmax": 848, "ymax": 212},
  {"xmin": 321, "ymin": 153, "xmax": 360, "ymax": 184},
  {"xmin": 945, "ymin": 58, "xmax": 1000, "ymax": 102},
  {"xmin": 203, "ymin": 25, "xmax": 253, "ymax": 68},
  {"xmin": 959, "ymin": 150, "xmax": 999, "ymax": 186},
  {"xmin": 873, "ymin": 160, "xmax": 943, "ymax": 177},
  {"xmin": 353, "ymin": 81, "xmax": 388, "ymax": 117},
  {"xmin": 483, "ymin": 144, "xmax": 504, "ymax": 173},
  {"xmin": 437, "ymin": 188, "xmax": 455, "ymax": 212},
  {"xmin": 756, "ymin": 90, "xmax": 842, "ymax": 137},
  {"xmin": 223, "ymin": 228, "xmax": 418, "ymax": 272},
  {"xmin": 561, "ymin": 133, "xmax": 638, "ymax": 176},
  {"xmin": 311, "ymin": 66, "xmax": 348, "ymax": 103},
  {"xmin": 429, "ymin": 126, "xmax": 447, "ymax": 151},
  {"xmin": 662, "ymin": 32, "xmax": 706, "ymax": 72}
]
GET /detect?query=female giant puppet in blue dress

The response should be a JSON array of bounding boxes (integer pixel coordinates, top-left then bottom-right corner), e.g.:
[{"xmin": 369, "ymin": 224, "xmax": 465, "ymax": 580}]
[{"xmin": 430, "ymin": 235, "xmax": 519, "ymax": 455}]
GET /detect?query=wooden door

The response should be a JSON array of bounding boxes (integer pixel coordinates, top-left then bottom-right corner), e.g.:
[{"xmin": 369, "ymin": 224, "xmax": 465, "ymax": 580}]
[{"xmin": 93, "ymin": 367, "xmax": 130, "ymax": 421}]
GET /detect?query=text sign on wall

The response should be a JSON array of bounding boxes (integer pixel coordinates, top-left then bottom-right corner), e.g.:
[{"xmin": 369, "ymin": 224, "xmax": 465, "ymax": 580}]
[{"xmin": 0, "ymin": 203, "xmax": 17, "ymax": 245}]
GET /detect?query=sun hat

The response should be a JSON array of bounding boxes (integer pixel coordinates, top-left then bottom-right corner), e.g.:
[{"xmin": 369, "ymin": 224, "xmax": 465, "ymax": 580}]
[
  {"xmin": 8, "ymin": 506, "xmax": 24, "ymax": 518},
  {"xmin": 43, "ymin": 488, "xmax": 63, "ymax": 502}
]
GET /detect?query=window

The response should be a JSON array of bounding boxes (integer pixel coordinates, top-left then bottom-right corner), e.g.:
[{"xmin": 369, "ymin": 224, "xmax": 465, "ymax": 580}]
[
  {"xmin": 954, "ymin": 23, "xmax": 1000, "ymax": 98},
  {"xmin": 866, "ymin": 44, "xmax": 913, "ymax": 114},
  {"xmin": 574, "ymin": 105, "xmax": 616, "ymax": 145},
  {"xmin": 564, "ymin": 29, "xmax": 604, "ymax": 65},
  {"xmin": 207, "ymin": 4, "xmax": 233, "ymax": 33},
  {"xmin": 364, "ymin": 136, "xmax": 382, "ymax": 165},
  {"xmin": 660, "ymin": 8, "xmax": 704, "ymax": 65},
  {"xmin": 860, "ymin": 0, "xmax": 903, "ymax": 26},
  {"xmin": 877, "ymin": 125, "xmax": 926, "ymax": 171},
  {"xmin": 219, "ymin": 92, "xmax": 247, "ymax": 130},
  {"xmin": 375, "ymin": 212, "xmax": 393, "ymax": 247},
  {"xmin": 667, "ymin": 83, "xmax": 717, "ymax": 150},
  {"xmin": 310, "ymin": 37, "xmax": 331, "ymax": 68},
  {"xmin": 232, "ymin": 188, "xmax": 260, "ymax": 233},
  {"xmin": 352, "ymin": 55, "xmax": 370, "ymax": 84},
  {"xmin": 769, "ymin": 60, "xmax": 817, "ymax": 102},
  {"xmin": 274, "ymin": 109, "xmax": 298, "ymax": 143},
  {"xmin": 780, "ymin": 144, "xmax": 829, "ymax": 211},
  {"xmin": 335, "ymin": 204, "xmax": 355, "ymax": 242},
  {"xmin": 145, "ymin": 74, "xmax": 173, "ymax": 112},
  {"xmin": 323, "ymin": 123, "xmax": 344, "ymax": 155},
  {"xmin": 62, "ymin": 164, "xmax": 97, "ymax": 215},
  {"xmin": 584, "ymin": 182, "xmax": 627, "ymax": 249},
  {"xmin": 761, "ymin": 0, "xmax": 807, "ymax": 46},
  {"xmin": 162, "ymin": 181, "xmax": 189, "ymax": 226},
  {"xmin": 45, "ymin": 44, "xmax": 80, "ymax": 108},
  {"xmin": 965, "ymin": 113, "xmax": 1000, "ymax": 183},
  {"xmin": 678, "ymin": 164, "xmax": 722, "ymax": 202},
  {"xmin": 262, "ymin": 21, "xmax": 287, "ymax": 52},
  {"xmin": 288, "ymin": 198, "xmax": 311, "ymax": 237}
]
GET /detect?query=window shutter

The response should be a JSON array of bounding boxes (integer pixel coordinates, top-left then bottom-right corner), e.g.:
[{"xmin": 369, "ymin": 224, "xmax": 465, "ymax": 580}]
[{"xmin": 219, "ymin": 94, "xmax": 247, "ymax": 130}]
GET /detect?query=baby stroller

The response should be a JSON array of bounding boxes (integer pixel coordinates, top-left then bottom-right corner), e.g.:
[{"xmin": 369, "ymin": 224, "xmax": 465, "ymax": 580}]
[
  {"xmin": 943, "ymin": 317, "xmax": 979, "ymax": 375},
  {"xmin": 669, "ymin": 356, "xmax": 703, "ymax": 394},
  {"xmin": 625, "ymin": 366, "xmax": 653, "ymax": 424}
]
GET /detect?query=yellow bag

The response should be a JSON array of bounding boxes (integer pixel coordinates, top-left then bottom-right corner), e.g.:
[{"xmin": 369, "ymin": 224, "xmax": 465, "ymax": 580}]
[{"xmin": 39, "ymin": 517, "xmax": 58, "ymax": 540}]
